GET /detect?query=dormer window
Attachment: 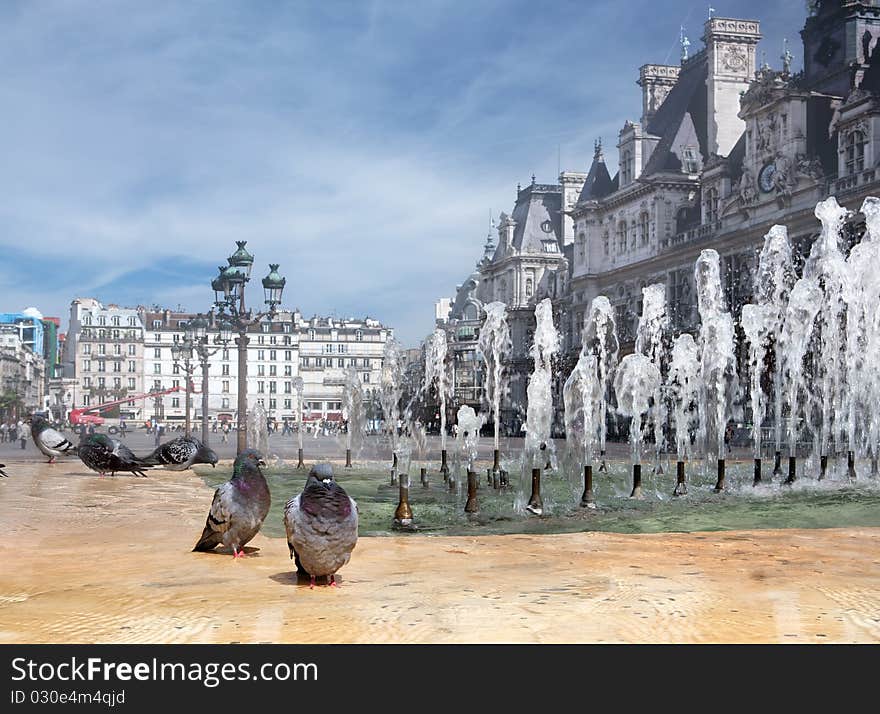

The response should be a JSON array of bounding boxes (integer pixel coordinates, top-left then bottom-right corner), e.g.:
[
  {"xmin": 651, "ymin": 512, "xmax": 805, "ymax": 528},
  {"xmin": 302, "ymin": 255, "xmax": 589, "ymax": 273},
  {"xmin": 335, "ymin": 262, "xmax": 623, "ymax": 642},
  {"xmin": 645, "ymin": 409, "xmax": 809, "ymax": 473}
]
[
  {"xmin": 541, "ymin": 239, "xmax": 559, "ymax": 253},
  {"xmin": 682, "ymin": 146, "xmax": 699, "ymax": 174}
]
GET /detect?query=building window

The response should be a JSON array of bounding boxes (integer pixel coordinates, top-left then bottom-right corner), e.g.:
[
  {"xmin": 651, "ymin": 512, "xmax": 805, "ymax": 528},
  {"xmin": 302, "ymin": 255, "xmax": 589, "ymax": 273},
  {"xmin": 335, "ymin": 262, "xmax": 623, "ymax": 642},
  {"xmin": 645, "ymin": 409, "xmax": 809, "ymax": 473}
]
[
  {"xmin": 270, "ymin": 350, "xmax": 277, "ymax": 360},
  {"xmin": 98, "ymin": 316, "xmax": 107, "ymax": 326},
  {"xmin": 82, "ymin": 344, "xmax": 91, "ymax": 354},
  {"xmin": 363, "ymin": 373, "xmax": 370, "ymax": 383},
  {"xmin": 284, "ymin": 350, "xmax": 292, "ymax": 361},
  {"xmin": 283, "ymin": 323, "xmax": 291, "ymax": 333},
  {"xmin": 617, "ymin": 221, "xmax": 627, "ymax": 252},
  {"xmin": 221, "ymin": 398, "xmax": 229, "ymax": 409},
  {"xmin": 269, "ymin": 382, "xmax": 277, "ymax": 393},
  {"xmin": 82, "ymin": 395, "xmax": 91, "ymax": 406},
  {"xmin": 355, "ymin": 330, "xmax": 363, "ymax": 341},
  {"xmin": 706, "ymin": 188, "xmax": 719, "ymax": 224},
  {"xmin": 154, "ymin": 363, "xmax": 161, "ymax": 374},
  {"xmin": 111, "ymin": 316, "xmax": 120, "ymax": 326},
  {"xmin": 269, "ymin": 399, "xmax": 277, "ymax": 409},
  {"xmin": 639, "ymin": 212, "xmax": 650, "ymax": 245},
  {"xmin": 97, "ymin": 362, "xmax": 106, "ymax": 373},
  {"xmin": 257, "ymin": 382, "xmax": 265, "ymax": 394},
  {"xmin": 222, "ymin": 364, "xmax": 230, "ymax": 376},
  {"xmin": 682, "ymin": 146, "xmax": 699, "ymax": 173},
  {"xmin": 172, "ymin": 398, "xmax": 180, "ymax": 408},
  {"xmin": 113, "ymin": 378, "xmax": 121, "ymax": 389},
  {"xmin": 113, "ymin": 362, "xmax": 121, "ymax": 372},
  {"xmin": 284, "ymin": 365, "xmax": 292, "ymax": 376},
  {"xmin": 98, "ymin": 377, "xmax": 105, "ymax": 389},
  {"xmin": 128, "ymin": 316, "xmax": 137, "ymax": 326},
  {"xmin": 525, "ymin": 277, "xmax": 534, "ymax": 297},
  {"xmin": 128, "ymin": 378, "xmax": 135, "ymax": 389},
  {"xmin": 846, "ymin": 130, "xmax": 867, "ymax": 175},
  {"xmin": 284, "ymin": 399, "xmax": 292, "ymax": 409},
  {"xmin": 152, "ymin": 320, "xmax": 161, "ymax": 329},
  {"xmin": 98, "ymin": 344, "xmax": 105, "ymax": 355},
  {"xmin": 129, "ymin": 361, "xmax": 136, "ymax": 372},
  {"xmin": 258, "ymin": 350, "xmax": 265, "ymax": 360},
  {"xmin": 83, "ymin": 377, "xmax": 91, "ymax": 388},
  {"xmin": 154, "ymin": 348, "xmax": 161, "ymax": 358},
  {"xmin": 315, "ymin": 357, "xmax": 323, "ymax": 367},
  {"xmin": 283, "ymin": 335, "xmax": 292, "ymax": 345},
  {"xmin": 284, "ymin": 381, "xmax": 292, "ymax": 394},
  {"xmin": 262, "ymin": 322, "xmax": 271, "ymax": 333},
  {"xmin": 113, "ymin": 344, "xmax": 121, "ymax": 355},
  {"xmin": 621, "ymin": 150, "xmax": 632, "ymax": 184},
  {"xmin": 269, "ymin": 365, "xmax": 277, "ymax": 376},
  {"xmin": 270, "ymin": 336, "xmax": 277, "ymax": 345},
  {"xmin": 222, "ymin": 381, "xmax": 229, "ymax": 393}
]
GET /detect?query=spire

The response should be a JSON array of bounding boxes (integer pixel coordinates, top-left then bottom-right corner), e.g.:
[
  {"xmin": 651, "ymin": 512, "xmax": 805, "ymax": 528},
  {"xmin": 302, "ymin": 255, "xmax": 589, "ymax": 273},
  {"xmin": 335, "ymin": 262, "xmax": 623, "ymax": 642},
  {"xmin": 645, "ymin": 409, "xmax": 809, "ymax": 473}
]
[
  {"xmin": 593, "ymin": 137, "xmax": 604, "ymax": 161},
  {"xmin": 577, "ymin": 139, "xmax": 614, "ymax": 204}
]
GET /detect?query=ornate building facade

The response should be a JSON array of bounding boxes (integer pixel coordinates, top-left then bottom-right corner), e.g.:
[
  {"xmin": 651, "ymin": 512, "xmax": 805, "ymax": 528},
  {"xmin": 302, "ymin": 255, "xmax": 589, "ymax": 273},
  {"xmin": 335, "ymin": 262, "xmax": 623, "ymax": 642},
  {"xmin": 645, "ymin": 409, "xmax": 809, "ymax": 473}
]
[{"xmin": 439, "ymin": 2, "xmax": 880, "ymax": 435}]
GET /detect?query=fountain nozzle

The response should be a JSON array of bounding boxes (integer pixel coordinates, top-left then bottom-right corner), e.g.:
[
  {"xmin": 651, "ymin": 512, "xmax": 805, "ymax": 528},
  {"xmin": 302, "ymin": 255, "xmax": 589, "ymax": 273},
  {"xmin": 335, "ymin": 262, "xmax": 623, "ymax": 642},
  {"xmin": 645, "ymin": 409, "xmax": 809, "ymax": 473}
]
[{"xmin": 526, "ymin": 468, "xmax": 543, "ymax": 515}]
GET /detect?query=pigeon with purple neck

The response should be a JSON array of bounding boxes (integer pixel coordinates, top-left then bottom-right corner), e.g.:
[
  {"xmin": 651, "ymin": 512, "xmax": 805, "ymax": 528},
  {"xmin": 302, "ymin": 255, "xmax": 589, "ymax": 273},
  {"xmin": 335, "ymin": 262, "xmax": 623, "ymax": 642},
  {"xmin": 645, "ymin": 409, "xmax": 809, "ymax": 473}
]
[
  {"xmin": 192, "ymin": 449, "xmax": 270, "ymax": 558},
  {"xmin": 284, "ymin": 463, "xmax": 358, "ymax": 588}
]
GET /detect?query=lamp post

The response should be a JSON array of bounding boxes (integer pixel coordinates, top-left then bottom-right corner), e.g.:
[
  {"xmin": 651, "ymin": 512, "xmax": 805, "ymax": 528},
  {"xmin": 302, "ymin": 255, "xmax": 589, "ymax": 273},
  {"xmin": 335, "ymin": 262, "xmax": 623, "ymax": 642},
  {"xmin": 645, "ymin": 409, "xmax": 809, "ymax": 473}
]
[
  {"xmin": 211, "ymin": 242, "xmax": 286, "ymax": 455},
  {"xmin": 294, "ymin": 375, "xmax": 304, "ymax": 468},
  {"xmin": 170, "ymin": 327, "xmax": 197, "ymax": 438},
  {"xmin": 187, "ymin": 314, "xmax": 225, "ymax": 446}
]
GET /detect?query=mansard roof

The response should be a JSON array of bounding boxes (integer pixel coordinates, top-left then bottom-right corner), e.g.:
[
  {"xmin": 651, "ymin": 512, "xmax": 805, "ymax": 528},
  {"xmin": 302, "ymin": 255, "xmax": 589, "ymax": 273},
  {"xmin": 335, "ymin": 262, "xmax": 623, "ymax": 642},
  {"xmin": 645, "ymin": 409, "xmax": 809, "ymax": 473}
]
[
  {"xmin": 492, "ymin": 182, "xmax": 563, "ymax": 261},
  {"xmin": 642, "ymin": 51, "xmax": 709, "ymax": 175}
]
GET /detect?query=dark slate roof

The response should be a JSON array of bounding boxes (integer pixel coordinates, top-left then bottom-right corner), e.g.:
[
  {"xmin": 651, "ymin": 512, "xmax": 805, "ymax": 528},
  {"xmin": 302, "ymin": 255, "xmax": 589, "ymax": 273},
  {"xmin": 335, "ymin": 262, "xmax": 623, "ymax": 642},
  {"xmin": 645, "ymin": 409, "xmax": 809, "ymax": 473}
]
[
  {"xmin": 577, "ymin": 147, "xmax": 615, "ymax": 202},
  {"xmin": 642, "ymin": 52, "xmax": 710, "ymax": 175},
  {"xmin": 727, "ymin": 132, "xmax": 746, "ymax": 185},
  {"xmin": 493, "ymin": 183, "xmax": 563, "ymax": 259}
]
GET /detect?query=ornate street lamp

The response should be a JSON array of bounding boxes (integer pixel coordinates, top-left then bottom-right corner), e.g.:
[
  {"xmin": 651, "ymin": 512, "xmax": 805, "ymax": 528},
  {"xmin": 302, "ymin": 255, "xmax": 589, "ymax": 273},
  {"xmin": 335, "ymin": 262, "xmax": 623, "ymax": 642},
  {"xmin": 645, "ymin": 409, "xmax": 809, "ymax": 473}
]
[
  {"xmin": 171, "ymin": 325, "xmax": 196, "ymax": 437},
  {"xmin": 211, "ymin": 242, "xmax": 286, "ymax": 455},
  {"xmin": 184, "ymin": 313, "xmax": 222, "ymax": 446}
]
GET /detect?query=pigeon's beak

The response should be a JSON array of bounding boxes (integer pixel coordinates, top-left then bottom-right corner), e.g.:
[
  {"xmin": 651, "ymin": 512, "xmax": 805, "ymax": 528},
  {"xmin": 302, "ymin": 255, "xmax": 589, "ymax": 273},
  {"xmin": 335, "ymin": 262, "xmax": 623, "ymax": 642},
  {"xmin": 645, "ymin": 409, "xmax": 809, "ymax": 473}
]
[{"xmin": 321, "ymin": 477, "xmax": 332, "ymax": 487}]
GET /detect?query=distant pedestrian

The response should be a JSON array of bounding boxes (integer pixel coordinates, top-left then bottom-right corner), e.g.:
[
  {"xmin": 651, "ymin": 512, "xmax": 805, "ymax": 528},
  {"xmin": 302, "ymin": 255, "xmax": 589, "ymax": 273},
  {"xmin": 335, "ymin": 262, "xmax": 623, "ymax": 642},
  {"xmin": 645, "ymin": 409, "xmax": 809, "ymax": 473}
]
[
  {"xmin": 221, "ymin": 423, "xmax": 229, "ymax": 443},
  {"xmin": 18, "ymin": 422, "xmax": 27, "ymax": 450},
  {"xmin": 119, "ymin": 420, "xmax": 127, "ymax": 438}
]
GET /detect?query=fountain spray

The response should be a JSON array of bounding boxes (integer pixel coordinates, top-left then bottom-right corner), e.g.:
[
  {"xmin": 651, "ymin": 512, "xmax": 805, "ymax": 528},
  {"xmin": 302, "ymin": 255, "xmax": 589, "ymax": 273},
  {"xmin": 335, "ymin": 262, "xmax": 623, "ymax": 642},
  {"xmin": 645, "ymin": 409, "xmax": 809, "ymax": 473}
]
[
  {"xmin": 522, "ymin": 299, "xmax": 559, "ymax": 514},
  {"xmin": 478, "ymin": 301, "xmax": 511, "ymax": 484},
  {"xmin": 695, "ymin": 249, "xmax": 738, "ymax": 492},
  {"xmin": 424, "ymin": 329, "xmax": 452, "ymax": 478},
  {"xmin": 341, "ymin": 366, "xmax": 365, "ymax": 468},
  {"xmin": 614, "ymin": 353, "xmax": 661, "ymax": 499},
  {"xmin": 669, "ymin": 334, "xmax": 699, "ymax": 496},
  {"xmin": 380, "ymin": 339, "xmax": 404, "ymax": 485}
]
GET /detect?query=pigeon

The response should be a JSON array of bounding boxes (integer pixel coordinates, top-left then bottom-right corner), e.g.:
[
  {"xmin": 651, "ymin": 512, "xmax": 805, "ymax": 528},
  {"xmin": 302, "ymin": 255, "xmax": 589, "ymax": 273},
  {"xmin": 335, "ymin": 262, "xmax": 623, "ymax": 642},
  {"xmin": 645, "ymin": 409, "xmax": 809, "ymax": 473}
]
[
  {"xmin": 142, "ymin": 436, "xmax": 218, "ymax": 471},
  {"xmin": 30, "ymin": 415, "xmax": 77, "ymax": 463},
  {"xmin": 283, "ymin": 463, "xmax": 358, "ymax": 588},
  {"xmin": 0, "ymin": 464, "xmax": 7, "ymax": 477},
  {"xmin": 77, "ymin": 433, "xmax": 152, "ymax": 478},
  {"xmin": 192, "ymin": 449, "xmax": 270, "ymax": 558}
]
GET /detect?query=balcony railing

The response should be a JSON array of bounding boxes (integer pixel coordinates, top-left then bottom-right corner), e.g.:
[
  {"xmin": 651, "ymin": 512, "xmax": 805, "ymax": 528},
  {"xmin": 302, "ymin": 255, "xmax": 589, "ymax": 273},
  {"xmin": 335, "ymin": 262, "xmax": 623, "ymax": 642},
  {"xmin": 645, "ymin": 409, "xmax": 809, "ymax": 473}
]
[
  {"xmin": 660, "ymin": 220, "xmax": 721, "ymax": 251},
  {"xmin": 826, "ymin": 169, "xmax": 877, "ymax": 197}
]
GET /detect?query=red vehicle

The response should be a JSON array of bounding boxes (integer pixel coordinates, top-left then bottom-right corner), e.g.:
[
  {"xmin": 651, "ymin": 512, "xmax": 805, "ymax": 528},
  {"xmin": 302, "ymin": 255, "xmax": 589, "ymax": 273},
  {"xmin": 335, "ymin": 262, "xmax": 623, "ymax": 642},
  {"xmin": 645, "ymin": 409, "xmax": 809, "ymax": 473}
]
[{"xmin": 69, "ymin": 386, "xmax": 184, "ymax": 430}]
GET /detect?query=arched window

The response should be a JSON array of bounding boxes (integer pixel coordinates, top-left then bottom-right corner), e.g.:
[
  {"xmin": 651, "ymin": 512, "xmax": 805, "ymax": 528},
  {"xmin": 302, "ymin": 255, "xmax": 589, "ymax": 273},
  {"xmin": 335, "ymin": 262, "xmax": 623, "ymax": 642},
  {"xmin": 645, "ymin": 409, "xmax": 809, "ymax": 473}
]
[
  {"xmin": 846, "ymin": 130, "xmax": 867, "ymax": 175},
  {"xmin": 639, "ymin": 211, "xmax": 650, "ymax": 245}
]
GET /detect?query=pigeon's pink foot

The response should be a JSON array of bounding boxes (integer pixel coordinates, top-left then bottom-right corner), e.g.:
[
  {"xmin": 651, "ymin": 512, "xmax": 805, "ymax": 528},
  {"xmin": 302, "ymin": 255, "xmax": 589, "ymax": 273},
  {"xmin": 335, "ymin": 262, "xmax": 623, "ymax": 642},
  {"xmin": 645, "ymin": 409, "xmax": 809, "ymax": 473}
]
[
  {"xmin": 48, "ymin": 457, "xmax": 56, "ymax": 464},
  {"xmin": 232, "ymin": 548, "xmax": 246, "ymax": 559},
  {"xmin": 329, "ymin": 575, "xmax": 338, "ymax": 587},
  {"xmin": 310, "ymin": 576, "xmax": 316, "ymax": 589}
]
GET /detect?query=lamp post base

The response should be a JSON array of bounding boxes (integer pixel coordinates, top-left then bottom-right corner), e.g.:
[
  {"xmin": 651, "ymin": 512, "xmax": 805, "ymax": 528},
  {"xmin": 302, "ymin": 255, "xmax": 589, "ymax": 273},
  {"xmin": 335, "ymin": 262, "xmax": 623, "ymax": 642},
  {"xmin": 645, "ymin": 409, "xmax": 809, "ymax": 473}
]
[{"xmin": 297, "ymin": 448, "xmax": 304, "ymax": 469}]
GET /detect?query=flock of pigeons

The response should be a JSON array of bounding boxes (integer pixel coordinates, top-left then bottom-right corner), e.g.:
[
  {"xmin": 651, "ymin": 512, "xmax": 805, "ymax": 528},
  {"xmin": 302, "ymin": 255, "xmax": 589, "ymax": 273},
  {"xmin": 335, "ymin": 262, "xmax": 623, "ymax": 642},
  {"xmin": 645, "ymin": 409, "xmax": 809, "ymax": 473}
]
[{"xmin": 16, "ymin": 415, "xmax": 359, "ymax": 587}]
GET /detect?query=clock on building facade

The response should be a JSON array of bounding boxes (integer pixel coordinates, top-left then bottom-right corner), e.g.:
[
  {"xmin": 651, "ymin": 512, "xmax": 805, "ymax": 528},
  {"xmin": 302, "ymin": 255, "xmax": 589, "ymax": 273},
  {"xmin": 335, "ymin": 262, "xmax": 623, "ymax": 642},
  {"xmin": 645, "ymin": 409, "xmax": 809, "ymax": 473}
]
[{"xmin": 758, "ymin": 162, "xmax": 777, "ymax": 193}]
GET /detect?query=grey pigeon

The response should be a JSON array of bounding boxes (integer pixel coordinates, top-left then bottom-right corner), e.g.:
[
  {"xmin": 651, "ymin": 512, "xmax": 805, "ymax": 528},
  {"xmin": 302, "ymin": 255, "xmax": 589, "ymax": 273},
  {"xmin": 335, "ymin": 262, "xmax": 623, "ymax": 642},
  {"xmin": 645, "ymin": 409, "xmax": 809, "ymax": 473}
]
[
  {"xmin": 143, "ymin": 436, "xmax": 218, "ymax": 471},
  {"xmin": 192, "ymin": 449, "xmax": 270, "ymax": 558},
  {"xmin": 0, "ymin": 464, "xmax": 7, "ymax": 477},
  {"xmin": 284, "ymin": 463, "xmax": 358, "ymax": 587},
  {"xmin": 30, "ymin": 415, "xmax": 77, "ymax": 463},
  {"xmin": 77, "ymin": 433, "xmax": 152, "ymax": 477}
]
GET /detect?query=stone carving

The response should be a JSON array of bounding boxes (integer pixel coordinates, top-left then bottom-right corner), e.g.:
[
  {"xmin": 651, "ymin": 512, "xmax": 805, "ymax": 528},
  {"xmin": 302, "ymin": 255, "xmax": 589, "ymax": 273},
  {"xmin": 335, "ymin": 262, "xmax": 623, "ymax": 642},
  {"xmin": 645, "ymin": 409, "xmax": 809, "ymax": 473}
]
[
  {"xmin": 796, "ymin": 153, "xmax": 824, "ymax": 180},
  {"xmin": 723, "ymin": 45, "xmax": 748, "ymax": 74},
  {"xmin": 755, "ymin": 115, "xmax": 778, "ymax": 154},
  {"xmin": 738, "ymin": 167, "xmax": 758, "ymax": 206}
]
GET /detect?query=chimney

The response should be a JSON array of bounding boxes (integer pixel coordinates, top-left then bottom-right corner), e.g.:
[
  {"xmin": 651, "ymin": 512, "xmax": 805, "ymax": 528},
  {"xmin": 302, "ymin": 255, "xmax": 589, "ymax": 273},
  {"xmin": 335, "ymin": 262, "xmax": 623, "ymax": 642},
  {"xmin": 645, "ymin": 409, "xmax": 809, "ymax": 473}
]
[{"xmin": 637, "ymin": 64, "xmax": 680, "ymax": 126}]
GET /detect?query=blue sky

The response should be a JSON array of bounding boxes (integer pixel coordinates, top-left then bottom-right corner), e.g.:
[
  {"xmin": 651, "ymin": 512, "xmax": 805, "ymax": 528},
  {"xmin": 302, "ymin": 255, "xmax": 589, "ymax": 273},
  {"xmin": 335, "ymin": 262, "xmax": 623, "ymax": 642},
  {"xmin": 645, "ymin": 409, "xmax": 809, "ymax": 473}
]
[{"xmin": 0, "ymin": 0, "xmax": 806, "ymax": 346}]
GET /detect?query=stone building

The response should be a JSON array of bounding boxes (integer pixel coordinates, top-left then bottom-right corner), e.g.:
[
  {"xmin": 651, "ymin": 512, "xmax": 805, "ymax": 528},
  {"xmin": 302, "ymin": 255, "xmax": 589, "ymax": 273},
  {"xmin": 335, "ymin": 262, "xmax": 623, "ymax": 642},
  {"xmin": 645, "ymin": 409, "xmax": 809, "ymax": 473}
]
[
  {"xmin": 440, "ymin": 2, "xmax": 880, "ymax": 434},
  {"xmin": 138, "ymin": 308, "xmax": 391, "ymax": 428},
  {"xmin": 0, "ymin": 325, "xmax": 45, "ymax": 417},
  {"xmin": 63, "ymin": 298, "xmax": 147, "ymax": 421}
]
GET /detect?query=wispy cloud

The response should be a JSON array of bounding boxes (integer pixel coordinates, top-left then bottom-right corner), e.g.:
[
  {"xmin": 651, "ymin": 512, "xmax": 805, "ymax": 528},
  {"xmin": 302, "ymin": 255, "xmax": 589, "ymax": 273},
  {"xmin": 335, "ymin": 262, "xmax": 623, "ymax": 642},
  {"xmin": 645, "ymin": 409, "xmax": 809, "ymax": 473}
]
[{"xmin": 0, "ymin": 0, "xmax": 804, "ymax": 344}]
